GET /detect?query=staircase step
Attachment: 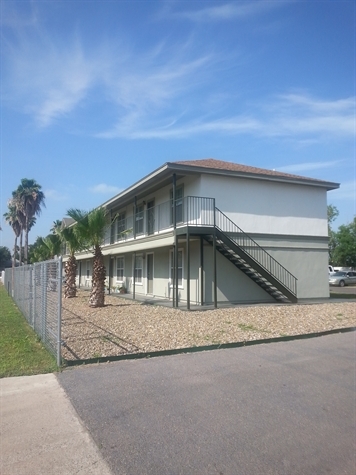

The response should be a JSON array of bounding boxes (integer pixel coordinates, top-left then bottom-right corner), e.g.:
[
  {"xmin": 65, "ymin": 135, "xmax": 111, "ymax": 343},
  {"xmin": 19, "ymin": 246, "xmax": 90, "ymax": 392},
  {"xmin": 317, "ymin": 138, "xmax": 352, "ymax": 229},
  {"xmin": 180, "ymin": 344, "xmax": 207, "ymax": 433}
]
[{"xmin": 204, "ymin": 232, "xmax": 296, "ymax": 304}]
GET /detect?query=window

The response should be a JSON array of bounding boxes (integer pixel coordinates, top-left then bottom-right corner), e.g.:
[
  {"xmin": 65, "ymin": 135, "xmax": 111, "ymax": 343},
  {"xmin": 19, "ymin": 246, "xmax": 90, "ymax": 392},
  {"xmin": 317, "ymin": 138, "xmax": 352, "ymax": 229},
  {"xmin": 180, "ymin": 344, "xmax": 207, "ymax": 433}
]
[
  {"xmin": 170, "ymin": 249, "xmax": 183, "ymax": 287},
  {"xmin": 135, "ymin": 204, "xmax": 144, "ymax": 235},
  {"xmin": 116, "ymin": 256, "xmax": 124, "ymax": 282},
  {"xmin": 117, "ymin": 212, "xmax": 126, "ymax": 241},
  {"xmin": 170, "ymin": 186, "xmax": 184, "ymax": 225},
  {"xmin": 134, "ymin": 255, "xmax": 143, "ymax": 284},
  {"xmin": 85, "ymin": 261, "xmax": 90, "ymax": 278}
]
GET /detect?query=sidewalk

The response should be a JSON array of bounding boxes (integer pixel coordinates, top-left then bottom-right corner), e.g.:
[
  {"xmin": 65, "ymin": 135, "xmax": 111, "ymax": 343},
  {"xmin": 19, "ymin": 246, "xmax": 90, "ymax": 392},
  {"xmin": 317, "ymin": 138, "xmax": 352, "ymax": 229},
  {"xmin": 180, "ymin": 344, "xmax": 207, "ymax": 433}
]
[{"xmin": 0, "ymin": 373, "xmax": 112, "ymax": 475}]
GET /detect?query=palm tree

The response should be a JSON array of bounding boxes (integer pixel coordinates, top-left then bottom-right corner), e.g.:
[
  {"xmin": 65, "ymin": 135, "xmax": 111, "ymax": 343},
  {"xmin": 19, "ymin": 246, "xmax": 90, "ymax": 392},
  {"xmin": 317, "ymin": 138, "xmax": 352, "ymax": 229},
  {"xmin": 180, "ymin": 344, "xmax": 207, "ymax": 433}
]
[
  {"xmin": 16, "ymin": 179, "xmax": 45, "ymax": 264},
  {"xmin": 3, "ymin": 203, "xmax": 21, "ymax": 268},
  {"xmin": 67, "ymin": 207, "xmax": 108, "ymax": 307},
  {"xmin": 50, "ymin": 219, "xmax": 63, "ymax": 234},
  {"xmin": 57, "ymin": 226, "xmax": 82, "ymax": 298},
  {"xmin": 8, "ymin": 192, "xmax": 26, "ymax": 265}
]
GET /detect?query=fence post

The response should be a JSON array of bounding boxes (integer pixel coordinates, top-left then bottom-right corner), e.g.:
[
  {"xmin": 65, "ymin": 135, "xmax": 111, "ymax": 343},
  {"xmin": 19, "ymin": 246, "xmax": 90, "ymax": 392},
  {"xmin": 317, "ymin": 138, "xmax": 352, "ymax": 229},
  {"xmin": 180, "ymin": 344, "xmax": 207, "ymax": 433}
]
[
  {"xmin": 29, "ymin": 265, "xmax": 34, "ymax": 328},
  {"xmin": 41, "ymin": 262, "xmax": 47, "ymax": 341},
  {"xmin": 57, "ymin": 257, "xmax": 63, "ymax": 366}
]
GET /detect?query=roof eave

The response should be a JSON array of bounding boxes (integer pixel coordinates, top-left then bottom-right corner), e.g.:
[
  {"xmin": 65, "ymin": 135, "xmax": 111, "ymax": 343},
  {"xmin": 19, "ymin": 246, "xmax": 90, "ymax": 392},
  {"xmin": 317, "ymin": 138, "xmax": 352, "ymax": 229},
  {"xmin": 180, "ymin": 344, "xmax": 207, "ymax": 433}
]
[{"xmin": 166, "ymin": 162, "xmax": 340, "ymax": 190}]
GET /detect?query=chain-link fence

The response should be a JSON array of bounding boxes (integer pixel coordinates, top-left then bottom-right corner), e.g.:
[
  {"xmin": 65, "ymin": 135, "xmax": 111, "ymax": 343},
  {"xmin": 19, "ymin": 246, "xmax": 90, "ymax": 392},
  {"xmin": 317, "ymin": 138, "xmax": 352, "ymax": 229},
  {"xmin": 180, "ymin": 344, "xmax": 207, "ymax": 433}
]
[{"xmin": 4, "ymin": 258, "xmax": 63, "ymax": 365}]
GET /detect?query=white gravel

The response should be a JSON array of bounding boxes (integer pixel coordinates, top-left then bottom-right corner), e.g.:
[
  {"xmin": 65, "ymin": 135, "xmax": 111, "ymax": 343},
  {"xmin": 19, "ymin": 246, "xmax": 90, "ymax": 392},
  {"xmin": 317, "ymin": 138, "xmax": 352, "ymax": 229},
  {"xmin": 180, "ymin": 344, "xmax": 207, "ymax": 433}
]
[{"xmin": 61, "ymin": 290, "xmax": 356, "ymax": 361}]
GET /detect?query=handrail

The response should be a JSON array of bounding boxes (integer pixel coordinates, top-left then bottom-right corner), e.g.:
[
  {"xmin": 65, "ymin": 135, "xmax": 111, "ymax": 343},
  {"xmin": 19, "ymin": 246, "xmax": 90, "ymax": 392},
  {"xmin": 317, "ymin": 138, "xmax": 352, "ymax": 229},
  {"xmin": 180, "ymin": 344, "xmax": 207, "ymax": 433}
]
[{"xmin": 215, "ymin": 207, "xmax": 297, "ymax": 297}]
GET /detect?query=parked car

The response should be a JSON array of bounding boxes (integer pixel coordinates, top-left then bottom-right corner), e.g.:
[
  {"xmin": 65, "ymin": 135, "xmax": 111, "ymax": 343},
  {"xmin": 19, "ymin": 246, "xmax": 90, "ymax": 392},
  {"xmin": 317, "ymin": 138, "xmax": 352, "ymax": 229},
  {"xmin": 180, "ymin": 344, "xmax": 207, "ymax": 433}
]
[{"xmin": 329, "ymin": 271, "xmax": 356, "ymax": 287}]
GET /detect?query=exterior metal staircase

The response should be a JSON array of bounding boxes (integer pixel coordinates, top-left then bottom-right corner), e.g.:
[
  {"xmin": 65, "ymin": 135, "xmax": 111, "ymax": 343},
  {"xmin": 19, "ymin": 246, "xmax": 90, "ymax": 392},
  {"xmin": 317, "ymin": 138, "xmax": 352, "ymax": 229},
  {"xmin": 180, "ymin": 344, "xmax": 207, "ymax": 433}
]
[{"xmin": 205, "ymin": 208, "xmax": 298, "ymax": 303}]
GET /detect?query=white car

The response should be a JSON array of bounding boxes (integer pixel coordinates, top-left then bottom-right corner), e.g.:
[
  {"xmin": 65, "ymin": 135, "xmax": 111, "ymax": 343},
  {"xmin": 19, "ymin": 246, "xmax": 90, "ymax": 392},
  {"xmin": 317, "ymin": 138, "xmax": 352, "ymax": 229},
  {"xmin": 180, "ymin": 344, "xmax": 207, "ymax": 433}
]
[{"xmin": 329, "ymin": 271, "xmax": 356, "ymax": 287}]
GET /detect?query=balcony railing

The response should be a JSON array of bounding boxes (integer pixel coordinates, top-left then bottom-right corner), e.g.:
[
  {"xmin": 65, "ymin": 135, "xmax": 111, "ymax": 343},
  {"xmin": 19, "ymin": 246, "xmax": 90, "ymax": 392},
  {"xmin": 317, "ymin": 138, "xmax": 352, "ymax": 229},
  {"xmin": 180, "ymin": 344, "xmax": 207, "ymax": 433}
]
[{"xmin": 105, "ymin": 196, "xmax": 215, "ymax": 246}]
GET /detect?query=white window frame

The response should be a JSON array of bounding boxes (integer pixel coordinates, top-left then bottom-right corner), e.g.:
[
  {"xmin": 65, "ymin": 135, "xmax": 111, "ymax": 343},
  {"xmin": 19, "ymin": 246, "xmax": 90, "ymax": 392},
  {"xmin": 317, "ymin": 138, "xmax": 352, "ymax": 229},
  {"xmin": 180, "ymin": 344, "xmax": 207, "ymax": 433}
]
[
  {"xmin": 85, "ymin": 260, "xmax": 90, "ymax": 278},
  {"xmin": 169, "ymin": 248, "xmax": 184, "ymax": 288},
  {"xmin": 84, "ymin": 260, "xmax": 91, "ymax": 287},
  {"xmin": 134, "ymin": 255, "xmax": 143, "ymax": 285},
  {"xmin": 115, "ymin": 256, "xmax": 124, "ymax": 283},
  {"xmin": 135, "ymin": 204, "xmax": 144, "ymax": 236},
  {"xmin": 117, "ymin": 212, "xmax": 126, "ymax": 241},
  {"xmin": 170, "ymin": 185, "xmax": 184, "ymax": 225}
]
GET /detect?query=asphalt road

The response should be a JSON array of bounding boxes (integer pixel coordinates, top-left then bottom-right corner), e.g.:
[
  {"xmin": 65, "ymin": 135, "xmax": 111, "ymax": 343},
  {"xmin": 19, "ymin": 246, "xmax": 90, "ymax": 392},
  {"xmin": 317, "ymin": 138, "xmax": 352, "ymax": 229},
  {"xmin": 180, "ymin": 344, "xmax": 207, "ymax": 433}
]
[
  {"xmin": 330, "ymin": 284, "xmax": 356, "ymax": 295},
  {"xmin": 58, "ymin": 332, "xmax": 356, "ymax": 475}
]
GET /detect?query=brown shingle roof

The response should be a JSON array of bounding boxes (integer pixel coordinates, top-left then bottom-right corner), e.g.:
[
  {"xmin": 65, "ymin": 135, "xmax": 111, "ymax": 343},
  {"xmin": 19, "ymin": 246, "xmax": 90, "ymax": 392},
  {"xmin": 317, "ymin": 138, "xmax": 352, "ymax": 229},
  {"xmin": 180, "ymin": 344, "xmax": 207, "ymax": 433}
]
[{"xmin": 172, "ymin": 158, "xmax": 328, "ymax": 183}]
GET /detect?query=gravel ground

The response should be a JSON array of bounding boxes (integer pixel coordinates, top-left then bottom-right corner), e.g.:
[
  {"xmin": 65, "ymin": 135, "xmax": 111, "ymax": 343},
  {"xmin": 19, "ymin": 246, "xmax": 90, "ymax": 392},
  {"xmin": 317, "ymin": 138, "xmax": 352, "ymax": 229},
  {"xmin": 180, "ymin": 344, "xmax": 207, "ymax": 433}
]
[{"xmin": 61, "ymin": 290, "xmax": 356, "ymax": 361}]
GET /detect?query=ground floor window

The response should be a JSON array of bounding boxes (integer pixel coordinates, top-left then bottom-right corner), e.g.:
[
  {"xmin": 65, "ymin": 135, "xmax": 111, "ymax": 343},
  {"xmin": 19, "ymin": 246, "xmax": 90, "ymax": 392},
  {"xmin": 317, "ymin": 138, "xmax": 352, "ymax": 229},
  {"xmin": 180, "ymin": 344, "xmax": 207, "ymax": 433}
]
[
  {"xmin": 134, "ymin": 255, "xmax": 143, "ymax": 284},
  {"xmin": 85, "ymin": 260, "xmax": 90, "ymax": 278},
  {"xmin": 116, "ymin": 256, "xmax": 124, "ymax": 282},
  {"xmin": 170, "ymin": 249, "xmax": 183, "ymax": 287}
]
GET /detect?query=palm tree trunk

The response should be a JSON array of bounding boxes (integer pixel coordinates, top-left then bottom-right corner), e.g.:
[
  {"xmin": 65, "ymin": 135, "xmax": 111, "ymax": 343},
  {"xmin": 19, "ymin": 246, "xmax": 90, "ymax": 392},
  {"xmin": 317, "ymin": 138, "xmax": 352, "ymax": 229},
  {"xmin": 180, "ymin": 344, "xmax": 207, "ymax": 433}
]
[
  {"xmin": 65, "ymin": 256, "xmax": 77, "ymax": 298},
  {"xmin": 24, "ymin": 222, "xmax": 29, "ymax": 265},
  {"xmin": 13, "ymin": 236, "xmax": 17, "ymax": 268},
  {"xmin": 89, "ymin": 245, "xmax": 106, "ymax": 307},
  {"xmin": 19, "ymin": 229, "xmax": 23, "ymax": 265}
]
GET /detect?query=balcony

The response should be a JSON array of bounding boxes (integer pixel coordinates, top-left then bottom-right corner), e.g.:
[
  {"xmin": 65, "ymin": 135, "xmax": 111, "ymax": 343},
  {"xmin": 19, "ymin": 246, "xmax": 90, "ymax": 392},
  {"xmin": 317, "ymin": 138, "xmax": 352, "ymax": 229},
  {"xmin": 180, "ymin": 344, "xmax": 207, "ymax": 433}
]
[{"xmin": 105, "ymin": 196, "xmax": 216, "ymax": 247}]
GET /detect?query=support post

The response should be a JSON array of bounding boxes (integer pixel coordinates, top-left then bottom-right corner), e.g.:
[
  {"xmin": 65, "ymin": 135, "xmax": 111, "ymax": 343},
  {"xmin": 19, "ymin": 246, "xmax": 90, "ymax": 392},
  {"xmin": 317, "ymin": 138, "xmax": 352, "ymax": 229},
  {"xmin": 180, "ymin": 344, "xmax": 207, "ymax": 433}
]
[
  {"xmin": 186, "ymin": 227, "xmax": 190, "ymax": 310},
  {"xmin": 133, "ymin": 196, "xmax": 137, "ymax": 240},
  {"xmin": 213, "ymin": 200, "xmax": 217, "ymax": 308},
  {"xmin": 175, "ymin": 234, "xmax": 179, "ymax": 307},
  {"xmin": 172, "ymin": 174, "xmax": 177, "ymax": 307},
  {"xmin": 133, "ymin": 252, "xmax": 136, "ymax": 300},
  {"xmin": 200, "ymin": 236, "xmax": 204, "ymax": 306},
  {"xmin": 57, "ymin": 257, "xmax": 63, "ymax": 367}
]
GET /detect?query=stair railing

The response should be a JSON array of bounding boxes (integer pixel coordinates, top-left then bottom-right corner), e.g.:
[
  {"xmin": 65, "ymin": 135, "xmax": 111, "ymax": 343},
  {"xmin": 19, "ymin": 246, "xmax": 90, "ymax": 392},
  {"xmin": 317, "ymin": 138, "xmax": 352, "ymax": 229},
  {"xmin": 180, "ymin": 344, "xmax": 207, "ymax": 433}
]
[{"xmin": 215, "ymin": 207, "xmax": 297, "ymax": 297}]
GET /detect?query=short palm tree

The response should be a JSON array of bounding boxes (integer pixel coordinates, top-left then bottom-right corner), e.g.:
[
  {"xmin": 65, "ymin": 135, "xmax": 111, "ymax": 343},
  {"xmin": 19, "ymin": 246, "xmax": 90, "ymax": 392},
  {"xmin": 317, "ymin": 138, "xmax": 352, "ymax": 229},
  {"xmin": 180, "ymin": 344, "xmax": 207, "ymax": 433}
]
[
  {"xmin": 57, "ymin": 226, "xmax": 82, "ymax": 298},
  {"xmin": 67, "ymin": 207, "xmax": 109, "ymax": 307},
  {"xmin": 29, "ymin": 234, "xmax": 61, "ymax": 262},
  {"xmin": 16, "ymin": 179, "xmax": 45, "ymax": 264}
]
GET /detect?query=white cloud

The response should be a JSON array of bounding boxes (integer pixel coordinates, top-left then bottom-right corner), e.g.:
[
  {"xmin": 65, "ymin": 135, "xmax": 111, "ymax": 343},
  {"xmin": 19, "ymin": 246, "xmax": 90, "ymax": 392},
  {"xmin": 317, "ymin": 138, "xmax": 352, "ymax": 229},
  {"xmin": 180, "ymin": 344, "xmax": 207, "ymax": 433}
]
[
  {"xmin": 89, "ymin": 184, "xmax": 122, "ymax": 195},
  {"xmin": 171, "ymin": 1, "xmax": 291, "ymax": 22},
  {"xmin": 100, "ymin": 92, "xmax": 354, "ymax": 141},
  {"xmin": 276, "ymin": 160, "xmax": 344, "ymax": 173}
]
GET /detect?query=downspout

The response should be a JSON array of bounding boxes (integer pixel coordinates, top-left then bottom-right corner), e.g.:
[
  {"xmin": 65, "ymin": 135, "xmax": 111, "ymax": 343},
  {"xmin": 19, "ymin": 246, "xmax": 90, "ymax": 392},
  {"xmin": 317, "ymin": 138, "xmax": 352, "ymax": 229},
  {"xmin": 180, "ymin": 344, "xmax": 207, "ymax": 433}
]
[{"xmin": 172, "ymin": 173, "xmax": 176, "ymax": 308}]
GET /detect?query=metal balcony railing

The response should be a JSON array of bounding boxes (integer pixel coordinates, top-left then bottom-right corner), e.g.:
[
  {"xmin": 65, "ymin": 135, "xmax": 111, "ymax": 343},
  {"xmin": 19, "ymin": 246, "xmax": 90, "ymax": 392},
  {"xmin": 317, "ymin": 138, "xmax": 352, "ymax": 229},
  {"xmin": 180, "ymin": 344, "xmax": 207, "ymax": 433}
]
[{"xmin": 106, "ymin": 196, "xmax": 216, "ymax": 245}]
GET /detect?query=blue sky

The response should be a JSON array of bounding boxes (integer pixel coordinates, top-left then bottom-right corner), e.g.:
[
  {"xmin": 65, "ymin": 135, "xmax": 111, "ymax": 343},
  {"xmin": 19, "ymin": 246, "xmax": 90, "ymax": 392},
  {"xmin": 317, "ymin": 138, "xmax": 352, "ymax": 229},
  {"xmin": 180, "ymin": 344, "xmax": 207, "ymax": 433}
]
[{"xmin": 1, "ymin": 0, "xmax": 355, "ymax": 251}]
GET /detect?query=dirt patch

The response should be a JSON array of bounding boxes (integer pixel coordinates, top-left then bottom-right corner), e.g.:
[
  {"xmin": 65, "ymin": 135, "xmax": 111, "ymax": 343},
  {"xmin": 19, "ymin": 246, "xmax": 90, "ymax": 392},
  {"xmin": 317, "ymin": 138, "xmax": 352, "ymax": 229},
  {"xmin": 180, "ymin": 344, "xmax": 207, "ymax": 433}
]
[{"xmin": 61, "ymin": 290, "xmax": 356, "ymax": 361}]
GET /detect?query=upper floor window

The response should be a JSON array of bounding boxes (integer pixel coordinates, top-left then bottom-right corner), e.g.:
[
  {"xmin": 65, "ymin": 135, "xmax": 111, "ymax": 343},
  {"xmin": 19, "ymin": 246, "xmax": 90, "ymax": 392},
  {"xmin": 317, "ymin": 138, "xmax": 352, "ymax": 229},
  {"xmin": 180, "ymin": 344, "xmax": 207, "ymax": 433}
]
[
  {"xmin": 117, "ymin": 212, "xmax": 126, "ymax": 241},
  {"xmin": 170, "ymin": 186, "xmax": 183, "ymax": 225},
  {"xmin": 135, "ymin": 204, "xmax": 144, "ymax": 235}
]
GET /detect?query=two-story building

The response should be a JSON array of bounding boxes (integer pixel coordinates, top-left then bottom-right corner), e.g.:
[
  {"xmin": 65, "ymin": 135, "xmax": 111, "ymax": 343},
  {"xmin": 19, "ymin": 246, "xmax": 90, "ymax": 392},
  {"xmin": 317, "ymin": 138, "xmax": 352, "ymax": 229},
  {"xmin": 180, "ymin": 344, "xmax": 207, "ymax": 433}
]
[{"xmin": 70, "ymin": 159, "xmax": 339, "ymax": 308}]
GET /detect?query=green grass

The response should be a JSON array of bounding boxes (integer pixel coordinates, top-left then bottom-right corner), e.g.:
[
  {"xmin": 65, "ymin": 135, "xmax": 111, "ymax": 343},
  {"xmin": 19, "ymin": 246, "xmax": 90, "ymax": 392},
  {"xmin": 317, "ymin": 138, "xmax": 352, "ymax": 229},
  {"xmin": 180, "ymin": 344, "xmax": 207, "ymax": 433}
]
[
  {"xmin": 330, "ymin": 292, "xmax": 356, "ymax": 299},
  {"xmin": 0, "ymin": 285, "xmax": 58, "ymax": 378}
]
